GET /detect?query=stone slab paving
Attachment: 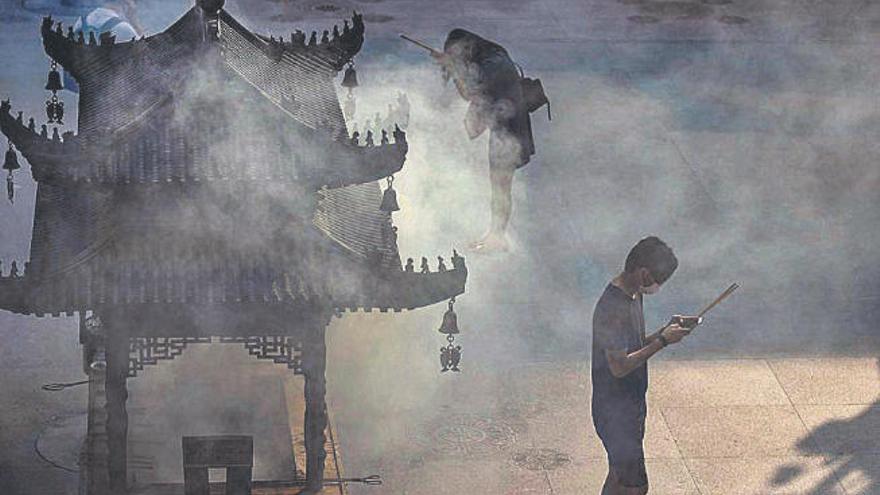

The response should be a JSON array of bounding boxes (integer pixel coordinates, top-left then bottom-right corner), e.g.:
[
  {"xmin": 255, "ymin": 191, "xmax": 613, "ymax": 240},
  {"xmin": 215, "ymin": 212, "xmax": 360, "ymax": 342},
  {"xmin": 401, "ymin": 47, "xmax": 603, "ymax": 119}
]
[
  {"xmin": 684, "ymin": 457, "xmax": 847, "ymax": 495},
  {"xmin": 649, "ymin": 359, "xmax": 793, "ymax": 407},
  {"xmin": 334, "ymin": 357, "xmax": 879, "ymax": 494},
  {"xmin": 795, "ymin": 405, "xmax": 880, "ymax": 456},
  {"xmin": 660, "ymin": 405, "xmax": 810, "ymax": 458},
  {"xmin": 767, "ymin": 358, "xmax": 880, "ymax": 406},
  {"xmin": 833, "ymin": 455, "xmax": 880, "ymax": 495}
]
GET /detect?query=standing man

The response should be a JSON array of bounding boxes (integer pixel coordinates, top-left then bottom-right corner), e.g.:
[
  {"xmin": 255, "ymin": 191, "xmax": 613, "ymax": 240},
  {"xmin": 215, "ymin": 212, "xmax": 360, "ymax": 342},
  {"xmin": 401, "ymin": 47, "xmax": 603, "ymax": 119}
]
[{"xmin": 591, "ymin": 237, "xmax": 693, "ymax": 494}]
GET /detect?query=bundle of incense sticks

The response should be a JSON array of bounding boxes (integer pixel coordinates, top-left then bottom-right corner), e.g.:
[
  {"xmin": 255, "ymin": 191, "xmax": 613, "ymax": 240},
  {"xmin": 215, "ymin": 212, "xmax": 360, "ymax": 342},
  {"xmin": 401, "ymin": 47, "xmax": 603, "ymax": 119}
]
[
  {"xmin": 697, "ymin": 282, "xmax": 740, "ymax": 318},
  {"xmin": 400, "ymin": 34, "xmax": 440, "ymax": 55}
]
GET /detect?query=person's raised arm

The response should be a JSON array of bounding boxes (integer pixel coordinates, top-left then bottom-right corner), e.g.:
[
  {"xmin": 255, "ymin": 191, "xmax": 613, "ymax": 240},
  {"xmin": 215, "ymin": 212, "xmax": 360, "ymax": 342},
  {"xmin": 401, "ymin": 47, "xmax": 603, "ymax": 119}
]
[{"xmin": 645, "ymin": 315, "xmax": 702, "ymax": 345}]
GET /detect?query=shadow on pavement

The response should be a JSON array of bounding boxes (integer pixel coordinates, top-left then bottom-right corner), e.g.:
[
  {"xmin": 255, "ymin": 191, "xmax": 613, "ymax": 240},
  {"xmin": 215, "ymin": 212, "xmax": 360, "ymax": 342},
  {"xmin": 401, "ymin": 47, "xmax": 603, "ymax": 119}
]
[{"xmin": 773, "ymin": 357, "xmax": 880, "ymax": 494}]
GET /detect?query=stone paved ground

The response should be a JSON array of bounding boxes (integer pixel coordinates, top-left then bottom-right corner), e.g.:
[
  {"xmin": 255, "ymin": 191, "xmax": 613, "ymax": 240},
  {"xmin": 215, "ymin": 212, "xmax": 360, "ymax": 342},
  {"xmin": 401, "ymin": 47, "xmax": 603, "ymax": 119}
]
[
  {"xmin": 1, "ymin": 310, "xmax": 878, "ymax": 494},
  {"xmin": 329, "ymin": 355, "xmax": 880, "ymax": 495}
]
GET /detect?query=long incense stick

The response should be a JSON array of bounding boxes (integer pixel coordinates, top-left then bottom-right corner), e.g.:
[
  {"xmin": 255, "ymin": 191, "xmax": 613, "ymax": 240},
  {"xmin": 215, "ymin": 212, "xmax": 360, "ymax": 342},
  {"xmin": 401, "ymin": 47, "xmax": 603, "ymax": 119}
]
[
  {"xmin": 696, "ymin": 283, "xmax": 739, "ymax": 318},
  {"xmin": 400, "ymin": 34, "xmax": 440, "ymax": 55}
]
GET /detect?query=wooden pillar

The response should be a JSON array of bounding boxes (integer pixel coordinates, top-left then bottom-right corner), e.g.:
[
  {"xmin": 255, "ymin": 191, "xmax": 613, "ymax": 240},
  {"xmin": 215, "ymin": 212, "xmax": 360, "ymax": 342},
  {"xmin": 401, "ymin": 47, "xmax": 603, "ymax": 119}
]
[
  {"xmin": 104, "ymin": 313, "xmax": 130, "ymax": 494},
  {"xmin": 300, "ymin": 322, "xmax": 328, "ymax": 494},
  {"xmin": 82, "ymin": 351, "xmax": 111, "ymax": 494}
]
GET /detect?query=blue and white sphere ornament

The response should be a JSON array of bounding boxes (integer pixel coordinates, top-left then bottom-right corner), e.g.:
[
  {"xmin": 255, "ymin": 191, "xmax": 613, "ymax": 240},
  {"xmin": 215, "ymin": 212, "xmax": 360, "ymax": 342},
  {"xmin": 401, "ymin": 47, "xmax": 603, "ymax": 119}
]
[{"xmin": 63, "ymin": 8, "xmax": 141, "ymax": 93}]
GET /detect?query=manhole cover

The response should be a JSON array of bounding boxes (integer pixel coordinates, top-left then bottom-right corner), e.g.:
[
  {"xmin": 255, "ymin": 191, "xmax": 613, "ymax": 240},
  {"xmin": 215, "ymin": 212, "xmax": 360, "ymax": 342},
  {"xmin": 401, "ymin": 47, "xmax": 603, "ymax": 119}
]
[
  {"xmin": 512, "ymin": 448, "xmax": 571, "ymax": 471},
  {"xmin": 502, "ymin": 475, "xmax": 555, "ymax": 494},
  {"xmin": 409, "ymin": 414, "xmax": 519, "ymax": 456}
]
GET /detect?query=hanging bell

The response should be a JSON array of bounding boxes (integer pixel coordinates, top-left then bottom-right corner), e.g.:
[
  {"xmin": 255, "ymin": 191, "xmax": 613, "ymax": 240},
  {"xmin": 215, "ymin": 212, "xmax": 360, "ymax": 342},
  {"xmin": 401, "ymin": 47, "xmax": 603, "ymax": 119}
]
[
  {"xmin": 3, "ymin": 145, "xmax": 20, "ymax": 174},
  {"xmin": 341, "ymin": 63, "xmax": 359, "ymax": 90},
  {"xmin": 45, "ymin": 67, "xmax": 63, "ymax": 92},
  {"xmin": 379, "ymin": 175, "xmax": 400, "ymax": 213},
  {"xmin": 438, "ymin": 298, "xmax": 460, "ymax": 336}
]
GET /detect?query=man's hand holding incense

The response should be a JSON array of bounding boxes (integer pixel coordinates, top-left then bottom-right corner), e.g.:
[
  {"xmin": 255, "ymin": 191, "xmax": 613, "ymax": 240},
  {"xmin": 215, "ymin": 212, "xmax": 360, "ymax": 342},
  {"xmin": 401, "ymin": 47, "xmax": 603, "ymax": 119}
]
[{"xmin": 660, "ymin": 323, "xmax": 691, "ymax": 345}]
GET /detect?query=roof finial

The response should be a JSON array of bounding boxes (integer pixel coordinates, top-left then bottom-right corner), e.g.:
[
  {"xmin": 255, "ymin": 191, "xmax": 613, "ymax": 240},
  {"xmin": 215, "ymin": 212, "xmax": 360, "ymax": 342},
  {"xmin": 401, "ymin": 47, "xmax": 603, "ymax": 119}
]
[{"xmin": 197, "ymin": 0, "xmax": 225, "ymax": 14}]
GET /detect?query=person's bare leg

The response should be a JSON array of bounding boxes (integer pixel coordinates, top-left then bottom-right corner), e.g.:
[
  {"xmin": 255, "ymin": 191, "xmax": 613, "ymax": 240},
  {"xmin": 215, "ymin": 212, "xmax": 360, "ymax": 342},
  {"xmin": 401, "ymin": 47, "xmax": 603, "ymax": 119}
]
[
  {"xmin": 491, "ymin": 164, "xmax": 514, "ymax": 236},
  {"xmin": 472, "ymin": 163, "xmax": 514, "ymax": 252}
]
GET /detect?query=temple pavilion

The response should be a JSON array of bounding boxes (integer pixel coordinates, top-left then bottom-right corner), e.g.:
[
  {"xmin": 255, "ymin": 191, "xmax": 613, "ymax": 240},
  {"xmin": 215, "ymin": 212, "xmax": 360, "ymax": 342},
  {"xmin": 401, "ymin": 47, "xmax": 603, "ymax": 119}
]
[{"xmin": 0, "ymin": 0, "xmax": 467, "ymax": 493}]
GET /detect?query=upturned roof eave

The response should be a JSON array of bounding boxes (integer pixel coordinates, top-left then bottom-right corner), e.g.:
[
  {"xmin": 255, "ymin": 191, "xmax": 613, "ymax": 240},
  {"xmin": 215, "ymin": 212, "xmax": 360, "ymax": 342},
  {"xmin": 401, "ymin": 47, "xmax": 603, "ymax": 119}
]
[
  {"xmin": 313, "ymin": 138, "xmax": 408, "ymax": 190},
  {"xmin": 0, "ymin": 253, "xmax": 467, "ymax": 318},
  {"xmin": 0, "ymin": 100, "xmax": 75, "ymax": 181}
]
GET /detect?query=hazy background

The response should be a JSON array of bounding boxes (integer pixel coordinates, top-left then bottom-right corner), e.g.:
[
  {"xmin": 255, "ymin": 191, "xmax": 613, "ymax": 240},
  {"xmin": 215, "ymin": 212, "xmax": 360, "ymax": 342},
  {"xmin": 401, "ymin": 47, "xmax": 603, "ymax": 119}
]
[{"xmin": 0, "ymin": 0, "xmax": 878, "ymax": 492}]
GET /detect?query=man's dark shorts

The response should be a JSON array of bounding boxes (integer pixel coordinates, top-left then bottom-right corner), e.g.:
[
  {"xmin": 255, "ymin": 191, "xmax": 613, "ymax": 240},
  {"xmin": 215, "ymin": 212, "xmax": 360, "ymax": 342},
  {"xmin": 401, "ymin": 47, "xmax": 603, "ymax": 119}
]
[{"xmin": 594, "ymin": 411, "xmax": 648, "ymax": 488}]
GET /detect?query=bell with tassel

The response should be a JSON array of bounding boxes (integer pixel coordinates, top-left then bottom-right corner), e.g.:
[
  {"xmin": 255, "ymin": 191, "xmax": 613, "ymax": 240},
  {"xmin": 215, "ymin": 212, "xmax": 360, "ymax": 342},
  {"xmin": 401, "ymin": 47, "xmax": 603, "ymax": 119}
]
[
  {"xmin": 379, "ymin": 175, "xmax": 400, "ymax": 213},
  {"xmin": 439, "ymin": 297, "xmax": 462, "ymax": 373},
  {"xmin": 4, "ymin": 143, "xmax": 20, "ymax": 204},
  {"xmin": 340, "ymin": 60, "xmax": 359, "ymax": 122},
  {"xmin": 44, "ymin": 60, "xmax": 65, "ymax": 125}
]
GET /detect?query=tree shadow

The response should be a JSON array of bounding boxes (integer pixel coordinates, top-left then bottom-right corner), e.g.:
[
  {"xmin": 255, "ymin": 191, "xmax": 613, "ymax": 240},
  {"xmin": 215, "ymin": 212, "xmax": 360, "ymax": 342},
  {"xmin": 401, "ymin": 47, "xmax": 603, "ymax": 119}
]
[{"xmin": 772, "ymin": 358, "xmax": 880, "ymax": 494}]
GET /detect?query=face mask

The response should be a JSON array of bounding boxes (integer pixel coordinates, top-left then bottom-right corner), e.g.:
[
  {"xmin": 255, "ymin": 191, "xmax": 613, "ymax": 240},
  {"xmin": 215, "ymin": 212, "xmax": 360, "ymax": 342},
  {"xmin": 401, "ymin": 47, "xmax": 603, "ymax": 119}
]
[{"xmin": 641, "ymin": 282, "xmax": 660, "ymax": 295}]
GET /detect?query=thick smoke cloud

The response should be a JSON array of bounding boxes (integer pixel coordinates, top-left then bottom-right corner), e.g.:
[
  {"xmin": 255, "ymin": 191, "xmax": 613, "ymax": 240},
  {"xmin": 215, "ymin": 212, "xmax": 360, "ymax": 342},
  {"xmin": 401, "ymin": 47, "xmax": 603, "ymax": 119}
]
[{"xmin": 0, "ymin": 0, "xmax": 878, "ymax": 490}]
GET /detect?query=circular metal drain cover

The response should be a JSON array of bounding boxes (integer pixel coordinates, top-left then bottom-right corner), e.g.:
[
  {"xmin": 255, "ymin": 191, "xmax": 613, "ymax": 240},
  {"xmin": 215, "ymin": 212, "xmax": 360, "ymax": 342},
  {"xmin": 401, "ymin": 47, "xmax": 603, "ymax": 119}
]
[
  {"xmin": 512, "ymin": 448, "xmax": 571, "ymax": 471},
  {"xmin": 410, "ymin": 414, "xmax": 519, "ymax": 457}
]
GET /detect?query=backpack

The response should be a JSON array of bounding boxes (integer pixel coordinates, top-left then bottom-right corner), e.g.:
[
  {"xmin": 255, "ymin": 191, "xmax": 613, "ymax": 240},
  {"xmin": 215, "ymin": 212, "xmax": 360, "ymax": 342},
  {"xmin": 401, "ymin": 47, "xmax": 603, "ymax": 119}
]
[{"xmin": 517, "ymin": 65, "xmax": 551, "ymax": 120}]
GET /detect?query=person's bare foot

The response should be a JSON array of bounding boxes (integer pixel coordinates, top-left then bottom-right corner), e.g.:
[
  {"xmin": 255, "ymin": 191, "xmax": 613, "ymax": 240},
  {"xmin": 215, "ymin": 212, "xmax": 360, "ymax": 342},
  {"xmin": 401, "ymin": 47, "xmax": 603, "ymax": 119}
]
[{"xmin": 469, "ymin": 233, "xmax": 509, "ymax": 253}]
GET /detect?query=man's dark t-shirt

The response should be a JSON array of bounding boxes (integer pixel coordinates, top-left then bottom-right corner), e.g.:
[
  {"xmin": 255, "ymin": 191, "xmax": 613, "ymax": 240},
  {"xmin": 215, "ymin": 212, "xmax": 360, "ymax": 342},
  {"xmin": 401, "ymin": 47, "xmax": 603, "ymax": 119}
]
[{"xmin": 590, "ymin": 283, "xmax": 648, "ymax": 453}]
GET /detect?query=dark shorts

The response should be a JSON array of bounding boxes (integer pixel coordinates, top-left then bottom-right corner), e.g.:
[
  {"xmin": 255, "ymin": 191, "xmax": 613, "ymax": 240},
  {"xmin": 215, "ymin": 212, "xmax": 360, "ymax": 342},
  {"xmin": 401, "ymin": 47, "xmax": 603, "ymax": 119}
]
[{"xmin": 595, "ymin": 412, "xmax": 648, "ymax": 488}]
